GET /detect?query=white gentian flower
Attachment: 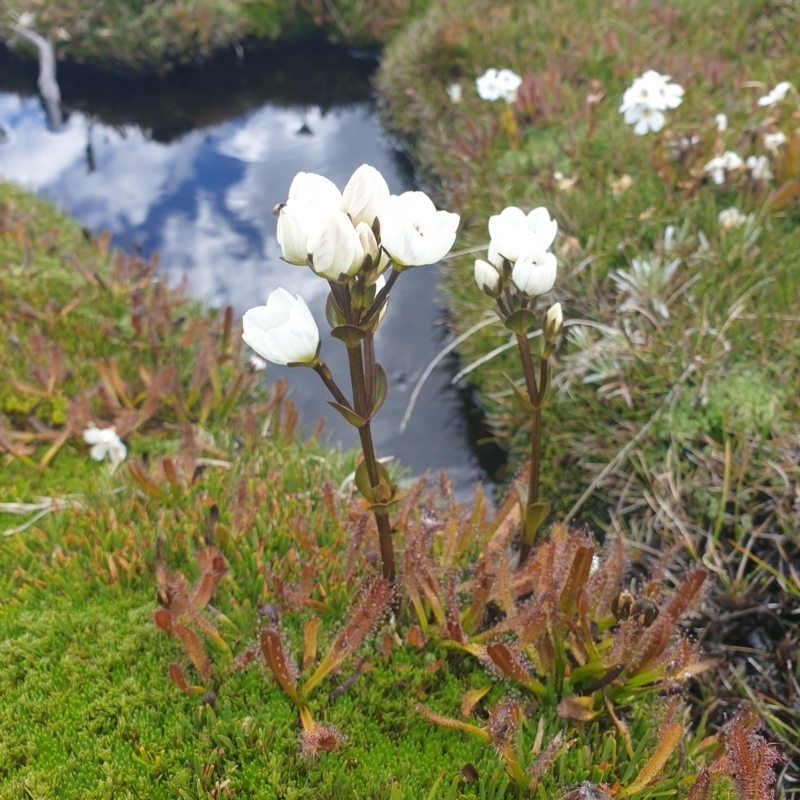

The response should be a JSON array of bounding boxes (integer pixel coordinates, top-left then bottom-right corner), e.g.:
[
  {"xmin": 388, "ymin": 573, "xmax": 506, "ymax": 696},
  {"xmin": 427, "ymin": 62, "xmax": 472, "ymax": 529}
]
[
  {"xmin": 447, "ymin": 83, "xmax": 463, "ymax": 103},
  {"xmin": 703, "ymin": 151, "xmax": 743, "ymax": 184},
  {"xmin": 17, "ymin": 11, "xmax": 35, "ymax": 27},
  {"xmin": 476, "ymin": 68, "xmax": 522, "ymax": 103},
  {"xmin": 56, "ymin": 27, "xmax": 71, "ymax": 41},
  {"xmin": 757, "ymin": 81, "xmax": 792, "ymax": 107},
  {"xmin": 764, "ymin": 131, "xmax": 786, "ymax": 153},
  {"xmin": 511, "ymin": 251, "xmax": 558, "ymax": 297},
  {"xmin": 474, "ymin": 259, "xmax": 501, "ymax": 296},
  {"xmin": 380, "ymin": 192, "xmax": 460, "ymax": 267},
  {"xmin": 715, "ymin": 113, "xmax": 728, "ymax": 132},
  {"xmin": 340, "ymin": 164, "xmax": 389, "ymax": 229},
  {"xmin": 83, "ymin": 426, "xmax": 126, "ymax": 468},
  {"xmin": 307, "ymin": 212, "xmax": 364, "ymax": 281},
  {"xmin": 488, "ymin": 206, "xmax": 558, "ymax": 264},
  {"xmin": 718, "ymin": 207, "xmax": 748, "ymax": 231},
  {"xmin": 242, "ymin": 289, "xmax": 320, "ymax": 366},
  {"xmin": 746, "ymin": 155, "xmax": 773, "ymax": 182}
]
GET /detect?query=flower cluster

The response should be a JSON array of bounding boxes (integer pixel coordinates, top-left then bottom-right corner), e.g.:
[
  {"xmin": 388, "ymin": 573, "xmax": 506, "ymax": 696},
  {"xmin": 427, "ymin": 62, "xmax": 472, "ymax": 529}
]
[
  {"xmin": 718, "ymin": 207, "xmax": 750, "ymax": 231},
  {"xmin": 474, "ymin": 206, "xmax": 558, "ymax": 300},
  {"xmin": 476, "ymin": 68, "xmax": 522, "ymax": 104},
  {"xmin": 245, "ymin": 165, "xmax": 459, "ymax": 367},
  {"xmin": 757, "ymin": 81, "xmax": 792, "ymax": 107},
  {"xmin": 620, "ymin": 70, "xmax": 684, "ymax": 135}
]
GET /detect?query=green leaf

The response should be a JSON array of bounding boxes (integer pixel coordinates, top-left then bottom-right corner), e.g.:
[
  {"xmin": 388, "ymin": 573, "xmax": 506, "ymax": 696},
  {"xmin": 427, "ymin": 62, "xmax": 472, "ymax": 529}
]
[
  {"xmin": 326, "ymin": 400, "xmax": 367, "ymax": 428},
  {"xmin": 354, "ymin": 460, "xmax": 374, "ymax": 502},
  {"xmin": 504, "ymin": 308, "xmax": 537, "ymax": 335},
  {"xmin": 523, "ymin": 501, "xmax": 551, "ymax": 544},
  {"xmin": 330, "ymin": 324, "xmax": 368, "ymax": 348},
  {"xmin": 502, "ymin": 372, "xmax": 534, "ymax": 414},
  {"xmin": 371, "ymin": 363, "xmax": 389, "ymax": 417},
  {"xmin": 325, "ymin": 292, "xmax": 346, "ymax": 328}
]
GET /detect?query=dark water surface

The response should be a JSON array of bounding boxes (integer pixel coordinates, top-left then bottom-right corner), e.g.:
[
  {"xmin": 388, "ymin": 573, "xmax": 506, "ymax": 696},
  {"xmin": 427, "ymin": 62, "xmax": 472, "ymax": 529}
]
[{"xmin": 0, "ymin": 42, "xmax": 504, "ymax": 488}]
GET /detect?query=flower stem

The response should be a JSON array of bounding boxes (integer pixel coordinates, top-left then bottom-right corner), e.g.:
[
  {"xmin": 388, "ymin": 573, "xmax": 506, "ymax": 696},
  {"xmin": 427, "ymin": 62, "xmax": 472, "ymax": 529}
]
[
  {"xmin": 515, "ymin": 334, "xmax": 543, "ymax": 567},
  {"xmin": 313, "ymin": 362, "xmax": 353, "ymax": 410},
  {"xmin": 346, "ymin": 342, "xmax": 395, "ymax": 582}
]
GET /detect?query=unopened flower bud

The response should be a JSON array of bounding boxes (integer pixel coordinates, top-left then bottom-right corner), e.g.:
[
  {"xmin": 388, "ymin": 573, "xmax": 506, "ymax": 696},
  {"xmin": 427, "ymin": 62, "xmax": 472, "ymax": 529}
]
[
  {"xmin": 474, "ymin": 259, "xmax": 501, "ymax": 296},
  {"xmin": 544, "ymin": 302, "xmax": 563, "ymax": 343},
  {"xmin": 510, "ymin": 251, "xmax": 557, "ymax": 297}
]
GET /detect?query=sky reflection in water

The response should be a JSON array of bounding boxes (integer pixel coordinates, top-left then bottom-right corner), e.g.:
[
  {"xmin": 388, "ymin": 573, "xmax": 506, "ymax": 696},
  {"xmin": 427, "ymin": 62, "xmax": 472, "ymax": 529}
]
[{"xmin": 0, "ymin": 46, "xmax": 503, "ymax": 488}]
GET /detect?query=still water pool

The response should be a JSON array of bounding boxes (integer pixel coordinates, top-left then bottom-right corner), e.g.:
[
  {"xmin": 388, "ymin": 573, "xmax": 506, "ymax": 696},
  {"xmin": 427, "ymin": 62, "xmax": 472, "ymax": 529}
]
[{"xmin": 0, "ymin": 42, "xmax": 504, "ymax": 488}]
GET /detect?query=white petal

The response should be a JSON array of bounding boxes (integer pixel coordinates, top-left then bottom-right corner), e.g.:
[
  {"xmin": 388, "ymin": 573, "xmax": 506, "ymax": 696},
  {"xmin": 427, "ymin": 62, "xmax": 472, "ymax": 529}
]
[
  {"xmin": 264, "ymin": 287, "xmax": 297, "ymax": 327},
  {"xmin": 341, "ymin": 164, "xmax": 390, "ymax": 228},
  {"xmin": 648, "ymin": 109, "xmax": 666, "ymax": 132},
  {"xmin": 307, "ymin": 213, "xmax": 361, "ymax": 280},
  {"xmin": 276, "ymin": 201, "xmax": 314, "ymax": 265},
  {"xmin": 511, "ymin": 252, "xmax": 557, "ymax": 296},
  {"xmin": 90, "ymin": 442, "xmax": 109, "ymax": 461},
  {"xmin": 526, "ymin": 207, "xmax": 558, "ymax": 250},
  {"xmin": 83, "ymin": 426, "xmax": 105, "ymax": 444},
  {"xmin": 288, "ymin": 172, "xmax": 342, "ymax": 211}
]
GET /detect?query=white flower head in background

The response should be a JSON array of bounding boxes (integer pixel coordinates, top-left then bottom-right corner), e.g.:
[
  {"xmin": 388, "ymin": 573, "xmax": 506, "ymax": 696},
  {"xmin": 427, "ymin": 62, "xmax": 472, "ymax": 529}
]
[
  {"xmin": 476, "ymin": 68, "xmax": 522, "ymax": 104},
  {"xmin": 718, "ymin": 207, "xmax": 749, "ymax": 231},
  {"xmin": 243, "ymin": 288, "xmax": 320, "ymax": 367},
  {"xmin": 17, "ymin": 11, "xmax": 35, "ymax": 27},
  {"xmin": 715, "ymin": 113, "xmax": 728, "ymax": 132},
  {"xmin": 703, "ymin": 150, "xmax": 743, "ymax": 185},
  {"xmin": 763, "ymin": 131, "xmax": 786, "ymax": 153},
  {"xmin": 83, "ymin": 426, "xmax": 126, "ymax": 470},
  {"xmin": 757, "ymin": 81, "xmax": 792, "ymax": 107},
  {"xmin": 620, "ymin": 70, "xmax": 684, "ymax": 135},
  {"xmin": 447, "ymin": 83, "xmax": 463, "ymax": 103},
  {"xmin": 56, "ymin": 27, "xmax": 71, "ymax": 41},
  {"xmin": 747, "ymin": 155, "xmax": 774, "ymax": 182}
]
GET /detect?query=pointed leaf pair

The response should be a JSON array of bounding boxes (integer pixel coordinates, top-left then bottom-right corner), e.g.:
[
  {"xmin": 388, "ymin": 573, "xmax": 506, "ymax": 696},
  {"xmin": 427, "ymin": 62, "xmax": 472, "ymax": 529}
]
[
  {"xmin": 502, "ymin": 372, "xmax": 535, "ymax": 414},
  {"xmin": 331, "ymin": 324, "xmax": 368, "ymax": 348},
  {"xmin": 327, "ymin": 400, "xmax": 368, "ymax": 428},
  {"xmin": 504, "ymin": 308, "xmax": 538, "ymax": 336}
]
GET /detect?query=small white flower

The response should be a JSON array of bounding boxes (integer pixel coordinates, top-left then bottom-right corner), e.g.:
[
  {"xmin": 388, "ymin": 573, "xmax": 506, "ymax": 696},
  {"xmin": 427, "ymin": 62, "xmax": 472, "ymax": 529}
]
[
  {"xmin": 488, "ymin": 206, "xmax": 558, "ymax": 264},
  {"xmin": 703, "ymin": 151, "xmax": 743, "ymax": 185},
  {"xmin": 763, "ymin": 131, "xmax": 786, "ymax": 153},
  {"xmin": 17, "ymin": 11, "xmax": 35, "ymax": 27},
  {"xmin": 757, "ymin": 81, "xmax": 792, "ymax": 107},
  {"xmin": 56, "ymin": 27, "xmax": 71, "ymax": 41},
  {"xmin": 340, "ymin": 164, "xmax": 389, "ymax": 229},
  {"xmin": 624, "ymin": 104, "xmax": 666, "ymax": 135},
  {"xmin": 249, "ymin": 354, "xmax": 268, "ymax": 370},
  {"xmin": 715, "ymin": 113, "xmax": 728, "ymax": 132},
  {"xmin": 746, "ymin": 155, "xmax": 773, "ymax": 182},
  {"xmin": 511, "ymin": 251, "xmax": 558, "ymax": 297},
  {"xmin": 476, "ymin": 68, "xmax": 522, "ymax": 103},
  {"xmin": 446, "ymin": 83, "xmax": 462, "ymax": 103},
  {"xmin": 243, "ymin": 289, "xmax": 320, "ymax": 366},
  {"xmin": 718, "ymin": 207, "xmax": 748, "ymax": 231},
  {"xmin": 474, "ymin": 259, "xmax": 500, "ymax": 296},
  {"xmin": 380, "ymin": 191, "xmax": 460, "ymax": 268},
  {"xmin": 83, "ymin": 426, "xmax": 126, "ymax": 469}
]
